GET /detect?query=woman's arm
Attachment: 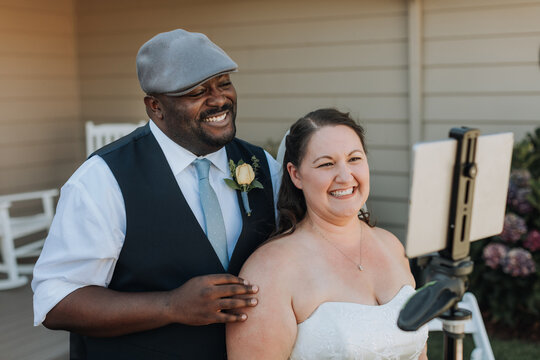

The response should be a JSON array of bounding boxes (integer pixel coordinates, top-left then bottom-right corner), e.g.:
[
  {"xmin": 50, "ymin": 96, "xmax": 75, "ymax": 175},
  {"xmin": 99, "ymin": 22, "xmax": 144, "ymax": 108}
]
[{"xmin": 227, "ymin": 243, "xmax": 298, "ymax": 360}]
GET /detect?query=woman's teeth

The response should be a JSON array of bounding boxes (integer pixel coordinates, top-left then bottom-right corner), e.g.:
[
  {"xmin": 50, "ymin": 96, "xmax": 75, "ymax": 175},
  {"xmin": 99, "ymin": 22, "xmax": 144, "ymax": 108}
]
[
  {"xmin": 204, "ymin": 112, "xmax": 227, "ymax": 122},
  {"xmin": 330, "ymin": 188, "xmax": 354, "ymax": 197}
]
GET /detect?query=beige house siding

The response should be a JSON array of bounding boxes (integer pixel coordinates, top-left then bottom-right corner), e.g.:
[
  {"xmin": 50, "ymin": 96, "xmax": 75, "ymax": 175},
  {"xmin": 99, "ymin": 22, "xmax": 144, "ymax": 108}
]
[{"xmin": 0, "ymin": 0, "xmax": 81, "ymax": 195}]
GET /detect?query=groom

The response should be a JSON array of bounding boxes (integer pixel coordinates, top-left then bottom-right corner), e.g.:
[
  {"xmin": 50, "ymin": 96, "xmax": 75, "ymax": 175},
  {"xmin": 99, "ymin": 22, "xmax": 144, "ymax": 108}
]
[{"xmin": 32, "ymin": 29, "xmax": 280, "ymax": 359}]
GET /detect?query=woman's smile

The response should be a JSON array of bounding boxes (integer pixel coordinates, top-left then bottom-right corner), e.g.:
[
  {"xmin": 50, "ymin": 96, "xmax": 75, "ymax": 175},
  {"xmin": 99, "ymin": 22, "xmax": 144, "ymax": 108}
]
[{"xmin": 329, "ymin": 186, "xmax": 356, "ymax": 198}]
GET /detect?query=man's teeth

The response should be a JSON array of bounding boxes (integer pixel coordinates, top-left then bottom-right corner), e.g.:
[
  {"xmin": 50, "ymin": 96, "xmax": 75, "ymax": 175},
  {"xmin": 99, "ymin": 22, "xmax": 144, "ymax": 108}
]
[
  {"xmin": 204, "ymin": 113, "xmax": 227, "ymax": 122},
  {"xmin": 330, "ymin": 188, "xmax": 354, "ymax": 197}
]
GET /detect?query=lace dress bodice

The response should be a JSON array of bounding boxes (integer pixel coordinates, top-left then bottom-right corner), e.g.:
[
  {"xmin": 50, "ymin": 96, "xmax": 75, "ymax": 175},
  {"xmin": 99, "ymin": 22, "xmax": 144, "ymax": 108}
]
[{"xmin": 289, "ymin": 285, "xmax": 428, "ymax": 360}]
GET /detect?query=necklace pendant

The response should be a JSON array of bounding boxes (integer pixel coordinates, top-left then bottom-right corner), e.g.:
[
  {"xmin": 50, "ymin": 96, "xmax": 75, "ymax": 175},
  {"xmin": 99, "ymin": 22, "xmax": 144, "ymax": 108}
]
[{"xmin": 357, "ymin": 264, "xmax": 364, "ymax": 271}]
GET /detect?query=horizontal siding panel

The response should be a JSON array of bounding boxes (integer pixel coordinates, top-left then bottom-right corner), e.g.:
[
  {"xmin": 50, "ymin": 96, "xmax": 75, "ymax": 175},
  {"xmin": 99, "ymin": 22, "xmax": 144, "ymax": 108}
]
[
  {"xmin": 425, "ymin": 65, "xmax": 540, "ymax": 93},
  {"xmin": 234, "ymin": 69, "xmax": 406, "ymax": 95},
  {"xmin": 0, "ymin": 55, "xmax": 77, "ymax": 77},
  {"xmin": 80, "ymin": 77, "xmax": 141, "ymax": 97},
  {"xmin": 370, "ymin": 174, "xmax": 409, "ymax": 200},
  {"xmin": 0, "ymin": 119, "xmax": 81, "ymax": 146},
  {"xmin": 368, "ymin": 148, "xmax": 409, "ymax": 174},
  {"xmin": 0, "ymin": 100, "xmax": 79, "ymax": 121},
  {"xmin": 236, "ymin": 121, "xmax": 296, "ymax": 145},
  {"xmin": 232, "ymin": 42, "xmax": 407, "ymax": 70},
  {"xmin": 81, "ymin": 99, "xmax": 147, "ymax": 120},
  {"xmin": 425, "ymin": 35, "xmax": 540, "ymax": 65},
  {"xmin": 0, "ymin": 0, "xmax": 72, "ymax": 14},
  {"xmin": 79, "ymin": 56, "xmax": 136, "ymax": 77},
  {"xmin": 364, "ymin": 122, "xmax": 408, "ymax": 147},
  {"xmin": 425, "ymin": 4, "xmax": 540, "ymax": 38},
  {"xmin": 0, "ymin": 161, "xmax": 79, "ymax": 194},
  {"xmin": 0, "ymin": 33, "xmax": 75, "ymax": 56},
  {"xmin": 0, "ymin": 78, "xmax": 79, "ymax": 99},
  {"xmin": 77, "ymin": 32, "xmax": 146, "ymax": 56},
  {"xmin": 424, "ymin": 123, "xmax": 538, "ymax": 142},
  {"xmin": 239, "ymin": 97, "xmax": 408, "ymax": 123},
  {"xmin": 425, "ymin": 0, "xmax": 540, "ymax": 11},
  {"xmin": 184, "ymin": 16, "xmax": 406, "ymax": 48},
  {"xmin": 0, "ymin": 141, "xmax": 82, "ymax": 168},
  {"xmin": 424, "ymin": 95, "xmax": 540, "ymax": 121},
  {"xmin": 366, "ymin": 198, "xmax": 408, "ymax": 226},
  {"xmin": 0, "ymin": 7, "xmax": 74, "ymax": 35},
  {"xmin": 77, "ymin": 0, "xmax": 405, "ymax": 33}
]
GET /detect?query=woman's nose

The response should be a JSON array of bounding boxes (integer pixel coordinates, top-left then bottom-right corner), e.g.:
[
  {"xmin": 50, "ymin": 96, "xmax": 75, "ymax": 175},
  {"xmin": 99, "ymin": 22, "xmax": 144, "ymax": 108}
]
[{"xmin": 335, "ymin": 163, "xmax": 354, "ymax": 182}]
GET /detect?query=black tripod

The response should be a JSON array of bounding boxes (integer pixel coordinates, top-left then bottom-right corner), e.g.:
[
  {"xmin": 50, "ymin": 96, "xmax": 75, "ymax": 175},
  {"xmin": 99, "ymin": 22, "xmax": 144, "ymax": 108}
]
[{"xmin": 398, "ymin": 128, "xmax": 479, "ymax": 360}]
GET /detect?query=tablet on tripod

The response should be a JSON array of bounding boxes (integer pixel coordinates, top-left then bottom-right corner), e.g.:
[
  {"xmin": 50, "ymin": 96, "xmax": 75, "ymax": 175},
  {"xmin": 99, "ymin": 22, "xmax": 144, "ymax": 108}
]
[{"xmin": 405, "ymin": 132, "xmax": 514, "ymax": 259}]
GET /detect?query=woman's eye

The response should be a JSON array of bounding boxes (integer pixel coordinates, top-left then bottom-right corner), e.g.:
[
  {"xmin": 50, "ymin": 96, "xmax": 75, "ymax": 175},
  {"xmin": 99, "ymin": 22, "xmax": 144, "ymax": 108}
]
[
  {"xmin": 349, "ymin": 157, "xmax": 362, "ymax": 162},
  {"xmin": 317, "ymin": 162, "xmax": 333, "ymax": 168}
]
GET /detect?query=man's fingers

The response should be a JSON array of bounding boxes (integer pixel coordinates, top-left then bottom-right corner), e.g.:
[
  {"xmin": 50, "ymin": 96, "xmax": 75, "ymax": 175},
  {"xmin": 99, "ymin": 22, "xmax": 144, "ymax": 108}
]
[
  {"xmin": 218, "ymin": 297, "xmax": 258, "ymax": 311},
  {"xmin": 216, "ymin": 311, "xmax": 249, "ymax": 323},
  {"xmin": 214, "ymin": 283, "xmax": 259, "ymax": 297},
  {"xmin": 204, "ymin": 273, "xmax": 250, "ymax": 286}
]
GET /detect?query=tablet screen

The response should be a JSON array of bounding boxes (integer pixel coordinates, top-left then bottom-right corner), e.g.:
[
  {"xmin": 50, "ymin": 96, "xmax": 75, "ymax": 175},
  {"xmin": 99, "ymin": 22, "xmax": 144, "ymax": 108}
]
[{"xmin": 405, "ymin": 132, "xmax": 514, "ymax": 258}]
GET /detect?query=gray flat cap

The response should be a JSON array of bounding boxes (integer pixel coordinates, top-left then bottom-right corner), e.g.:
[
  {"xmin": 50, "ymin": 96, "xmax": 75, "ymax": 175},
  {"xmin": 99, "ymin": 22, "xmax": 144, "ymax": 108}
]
[{"xmin": 136, "ymin": 29, "xmax": 238, "ymax": 96}]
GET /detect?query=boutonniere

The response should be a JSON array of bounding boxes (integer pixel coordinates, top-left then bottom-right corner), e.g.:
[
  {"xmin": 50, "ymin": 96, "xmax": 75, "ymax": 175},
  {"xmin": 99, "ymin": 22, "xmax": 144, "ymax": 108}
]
[{"xmin": 224, "ymin": 155, "xmax": 264, "ymax": 216}]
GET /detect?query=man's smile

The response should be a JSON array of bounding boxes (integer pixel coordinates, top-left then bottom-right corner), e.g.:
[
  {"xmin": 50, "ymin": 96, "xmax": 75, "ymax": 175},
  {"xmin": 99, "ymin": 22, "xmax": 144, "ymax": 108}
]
[{"xmin": 203, "ymin": 111, "xmax": 228, "ymax": 123}]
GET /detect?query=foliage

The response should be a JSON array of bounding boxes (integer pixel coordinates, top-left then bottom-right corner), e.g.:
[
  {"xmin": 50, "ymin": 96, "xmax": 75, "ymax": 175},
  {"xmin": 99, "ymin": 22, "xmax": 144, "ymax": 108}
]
[{"xmin": 469, "ymin": 127, "xmax": 540, "ymax": 328}]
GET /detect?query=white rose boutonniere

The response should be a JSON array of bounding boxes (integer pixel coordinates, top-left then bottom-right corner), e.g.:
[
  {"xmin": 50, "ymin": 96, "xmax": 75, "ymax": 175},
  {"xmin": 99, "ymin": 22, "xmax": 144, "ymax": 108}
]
[{"xmin": 224, "ymin": 156, "xmax": 264, "ymax": 216}]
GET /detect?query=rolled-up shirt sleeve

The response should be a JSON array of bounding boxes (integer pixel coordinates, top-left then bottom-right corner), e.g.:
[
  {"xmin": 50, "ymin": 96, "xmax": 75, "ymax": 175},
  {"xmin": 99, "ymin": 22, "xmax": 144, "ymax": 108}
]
[{"xmin": 32, "ymin": 156, "xmax": 126, "ymax": 326}]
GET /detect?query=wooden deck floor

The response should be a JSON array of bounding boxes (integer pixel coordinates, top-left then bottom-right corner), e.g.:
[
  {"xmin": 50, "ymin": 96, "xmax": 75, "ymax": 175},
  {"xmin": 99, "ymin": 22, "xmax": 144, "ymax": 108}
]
[{"xmin": 0, "ymin": 279, "xmax": 68, "ymax": 360}]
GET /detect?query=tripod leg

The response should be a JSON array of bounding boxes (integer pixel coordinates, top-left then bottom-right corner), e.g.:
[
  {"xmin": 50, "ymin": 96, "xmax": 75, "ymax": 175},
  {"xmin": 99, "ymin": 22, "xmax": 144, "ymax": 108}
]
[{"xmin": 443, "ymin": 330, "xmax": 465, "ymax": 360}]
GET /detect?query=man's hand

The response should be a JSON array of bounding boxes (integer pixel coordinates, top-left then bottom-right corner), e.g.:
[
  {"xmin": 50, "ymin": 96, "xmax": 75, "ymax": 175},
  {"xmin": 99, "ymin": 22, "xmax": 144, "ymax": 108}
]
[{"xmin": 167, "ymin": 274, "xmax": 259, "ymax": 326}]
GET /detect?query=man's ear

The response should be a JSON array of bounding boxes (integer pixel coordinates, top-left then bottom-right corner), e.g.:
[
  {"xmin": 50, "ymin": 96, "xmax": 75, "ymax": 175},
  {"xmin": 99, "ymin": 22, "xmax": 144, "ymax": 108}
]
[
  {"xmin": 143, "ymin": 95, "xmax": 164, "ymax": 121},
  {"xmin": 287, "ymin": 162, "xmax": 303, "ymax": 189}
]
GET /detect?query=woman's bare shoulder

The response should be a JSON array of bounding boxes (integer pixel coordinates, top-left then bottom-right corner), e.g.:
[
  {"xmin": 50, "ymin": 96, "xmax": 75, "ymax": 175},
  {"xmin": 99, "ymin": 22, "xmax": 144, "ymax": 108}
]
[
  {"xmin": 239, "ymin": 233, "xmax": 306, "ymax": 282},
  {"xmin": 371, "ymin": 226, "xmax": 406, "ymax": 254}
]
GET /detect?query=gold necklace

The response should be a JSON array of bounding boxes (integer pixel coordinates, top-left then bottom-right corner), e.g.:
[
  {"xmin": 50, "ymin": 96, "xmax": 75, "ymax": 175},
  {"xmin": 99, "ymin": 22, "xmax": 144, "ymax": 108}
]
[{"xmin": 309, "ymin": 219, "xmax": 364, "ymax": 271}]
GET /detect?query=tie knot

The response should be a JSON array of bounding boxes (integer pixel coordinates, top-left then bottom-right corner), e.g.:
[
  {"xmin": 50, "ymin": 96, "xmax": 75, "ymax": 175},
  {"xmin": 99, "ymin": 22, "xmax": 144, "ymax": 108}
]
[{"xmin": 193, "ymin": 158, "xmax": 211, "ymax": 180}]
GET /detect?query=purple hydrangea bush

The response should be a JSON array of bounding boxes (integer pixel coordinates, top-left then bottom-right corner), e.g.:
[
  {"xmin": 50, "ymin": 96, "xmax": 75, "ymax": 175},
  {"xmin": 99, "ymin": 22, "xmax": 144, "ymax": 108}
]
[{"xmin": 470, "ymin": 129, "xmax": 540, "ymax": 327}]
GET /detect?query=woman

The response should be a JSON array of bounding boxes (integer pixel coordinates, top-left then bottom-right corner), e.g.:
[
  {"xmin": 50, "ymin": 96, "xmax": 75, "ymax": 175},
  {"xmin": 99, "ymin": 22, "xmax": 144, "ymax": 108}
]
[{"xmin": 227, "ymin": 109, "xmax": 428, "ymax": 359}]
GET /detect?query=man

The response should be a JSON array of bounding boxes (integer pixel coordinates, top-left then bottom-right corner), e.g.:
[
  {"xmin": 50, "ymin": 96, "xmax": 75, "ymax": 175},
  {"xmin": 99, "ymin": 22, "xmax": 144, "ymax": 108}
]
[{"xmin": 32, "ymin": 29, "xmax": 281, "ymax": 359}]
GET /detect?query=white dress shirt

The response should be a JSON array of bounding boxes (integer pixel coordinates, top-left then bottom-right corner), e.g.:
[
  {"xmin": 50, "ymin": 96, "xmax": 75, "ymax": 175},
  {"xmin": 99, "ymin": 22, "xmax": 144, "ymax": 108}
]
[{"xmin": 32, "ymin": 120, "xmax": 281, "ymax": 326}]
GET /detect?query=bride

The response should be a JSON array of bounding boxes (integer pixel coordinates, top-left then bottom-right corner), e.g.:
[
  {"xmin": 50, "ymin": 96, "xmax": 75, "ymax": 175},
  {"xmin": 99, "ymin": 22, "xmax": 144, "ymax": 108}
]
[{"xmin": 227, "ymin": 108, "xmax": 428, "ymax": 359}]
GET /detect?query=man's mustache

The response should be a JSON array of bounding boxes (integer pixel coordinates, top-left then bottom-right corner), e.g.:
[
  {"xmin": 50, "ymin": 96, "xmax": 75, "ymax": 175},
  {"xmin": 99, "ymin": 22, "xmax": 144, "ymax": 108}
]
[{"xmin": 198, "ymin": 103, "xmax": 234, "ymax": 121}]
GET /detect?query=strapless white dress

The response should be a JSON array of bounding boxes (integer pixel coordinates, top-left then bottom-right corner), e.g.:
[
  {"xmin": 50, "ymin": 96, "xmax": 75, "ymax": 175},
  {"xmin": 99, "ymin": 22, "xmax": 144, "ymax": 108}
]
[{"xmin": 289, "ymin": 285, "xmax": 428, "ymax": 360}]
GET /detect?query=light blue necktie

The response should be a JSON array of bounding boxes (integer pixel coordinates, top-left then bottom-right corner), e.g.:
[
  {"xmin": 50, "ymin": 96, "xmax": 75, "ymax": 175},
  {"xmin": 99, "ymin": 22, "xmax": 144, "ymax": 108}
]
[{"xmin": 193, "ymin": 158, "xmax": 229, "ymax": 269}]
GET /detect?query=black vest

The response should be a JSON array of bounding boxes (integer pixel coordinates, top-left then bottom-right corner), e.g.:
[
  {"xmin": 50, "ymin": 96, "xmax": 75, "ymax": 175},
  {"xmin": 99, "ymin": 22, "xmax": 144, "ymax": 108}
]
[{"xmin": 71, "ymin": 124, "xmax": 275, "ymax": 359}]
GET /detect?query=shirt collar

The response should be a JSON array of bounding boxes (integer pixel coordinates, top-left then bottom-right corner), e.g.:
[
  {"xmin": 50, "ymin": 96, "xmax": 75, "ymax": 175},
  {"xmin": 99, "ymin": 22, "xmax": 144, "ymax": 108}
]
[{"xmin": 149, "ymin": 119, "xmax": 229, "ymax": 176}]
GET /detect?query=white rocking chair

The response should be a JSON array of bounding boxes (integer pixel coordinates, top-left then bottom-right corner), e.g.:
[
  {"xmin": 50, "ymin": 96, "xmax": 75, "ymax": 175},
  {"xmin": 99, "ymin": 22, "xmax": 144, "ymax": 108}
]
[
  {"xmin": 0, "ymin": 189, "xmax": 58, "ymax": 290},
  {"xmin": 86, "ymin": 120, "xmax": 146, "ymax": 156}
]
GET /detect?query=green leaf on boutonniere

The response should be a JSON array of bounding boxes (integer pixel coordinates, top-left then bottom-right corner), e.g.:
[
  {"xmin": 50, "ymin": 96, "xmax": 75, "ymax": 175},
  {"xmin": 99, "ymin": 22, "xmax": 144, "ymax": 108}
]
[
  {"xmin": 224, "ymin": 178, "xmax": 241, "ymax": 190},
  {"xmin": 250, "ymin": 180, "xmax": 264, "ymax": 189}
]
